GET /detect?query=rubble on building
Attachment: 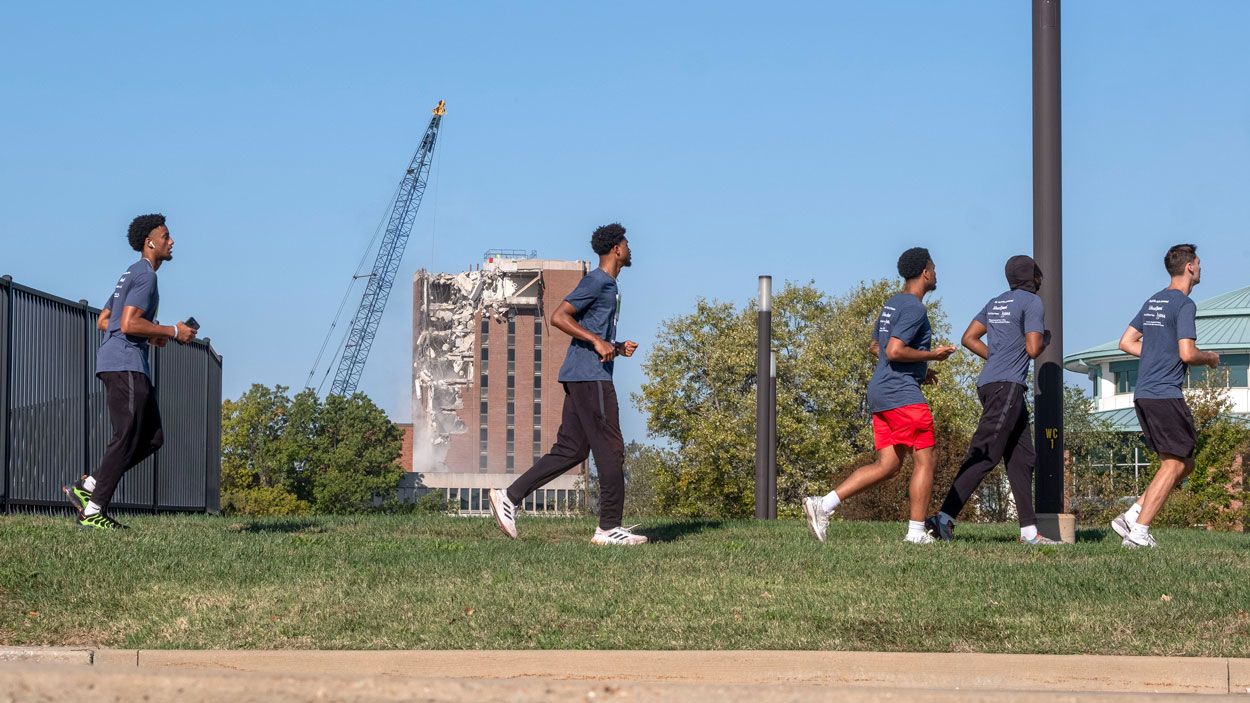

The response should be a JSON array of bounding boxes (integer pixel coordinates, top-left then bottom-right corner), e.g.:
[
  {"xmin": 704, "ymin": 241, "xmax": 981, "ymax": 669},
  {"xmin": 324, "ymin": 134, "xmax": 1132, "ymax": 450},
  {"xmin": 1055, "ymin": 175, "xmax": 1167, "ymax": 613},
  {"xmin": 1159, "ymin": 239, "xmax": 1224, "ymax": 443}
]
[{"xmin": 411, "ymin": 267, "xmax": 527, "ymax": 472}]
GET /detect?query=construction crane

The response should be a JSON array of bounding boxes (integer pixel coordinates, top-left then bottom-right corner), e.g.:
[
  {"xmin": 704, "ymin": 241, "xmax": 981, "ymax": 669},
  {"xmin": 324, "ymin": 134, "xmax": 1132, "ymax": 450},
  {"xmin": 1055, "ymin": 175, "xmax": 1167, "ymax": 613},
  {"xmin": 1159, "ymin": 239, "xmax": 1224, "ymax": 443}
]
[{"xmin": 328, "ymin": 100, "xmax": 446, "ymax": 396}]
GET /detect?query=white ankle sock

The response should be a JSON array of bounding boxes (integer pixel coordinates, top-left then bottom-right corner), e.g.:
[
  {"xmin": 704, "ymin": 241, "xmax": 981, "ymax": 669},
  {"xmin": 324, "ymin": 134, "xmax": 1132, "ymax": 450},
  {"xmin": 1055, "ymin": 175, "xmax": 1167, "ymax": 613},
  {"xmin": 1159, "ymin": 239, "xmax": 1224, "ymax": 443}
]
[
  {"xmin": 938, "ymin": 511, "xmax": 955, "ymax": 527},
  {"xmin": 1126, "ymin": 502, "xmax": 1142, "ymax": 521},
  {"xmin": 1020, "ymin": 524, "xmax": 1039, "ymax": 540},
  {"xmin": 83, "ymin": 475, "xmax": 97, "ymax": 491},
  {"xmin": 821, "ymin": 490, "xmax": 841, "ymax": 514},
  {"xmin": 1129, "ymin": 519, "xmax": 1149, "ymax": 538},
  {"xmin": 907, "ymin": 520, "xmax": 925, "ymax": 538},
  {"xmin": 84, "ymin": 501, "xmax": 102, "ymax": 516}
]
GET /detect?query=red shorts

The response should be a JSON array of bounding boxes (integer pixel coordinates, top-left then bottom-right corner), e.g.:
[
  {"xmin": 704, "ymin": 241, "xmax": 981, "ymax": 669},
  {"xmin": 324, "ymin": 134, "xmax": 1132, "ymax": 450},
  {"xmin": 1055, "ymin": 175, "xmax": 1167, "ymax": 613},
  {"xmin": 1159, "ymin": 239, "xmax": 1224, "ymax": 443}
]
[{"xmin": 872, "ymin": 403, "xmax": 936, "ymax": 451}]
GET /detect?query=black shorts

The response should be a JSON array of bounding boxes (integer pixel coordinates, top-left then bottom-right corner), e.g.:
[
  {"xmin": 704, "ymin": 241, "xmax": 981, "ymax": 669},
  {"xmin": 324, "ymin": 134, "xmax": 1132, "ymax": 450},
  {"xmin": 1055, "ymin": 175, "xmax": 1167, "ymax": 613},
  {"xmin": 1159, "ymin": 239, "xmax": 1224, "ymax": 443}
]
[{"xmin": 1133, "ymin": 398, "xmax": 1196, "ymax": 459}]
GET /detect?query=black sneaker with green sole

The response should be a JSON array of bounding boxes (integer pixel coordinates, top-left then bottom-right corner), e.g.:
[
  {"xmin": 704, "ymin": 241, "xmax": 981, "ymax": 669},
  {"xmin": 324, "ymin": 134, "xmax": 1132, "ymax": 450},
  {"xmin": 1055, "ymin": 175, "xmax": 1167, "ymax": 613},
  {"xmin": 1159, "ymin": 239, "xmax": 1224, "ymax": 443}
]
[
  {"xmin": 77, "ymin": 511, "xmax": 128, "ymax": 530},
  {"xmin": 62, "ymin": 476, "xmax": 92, "ymax": 512}
]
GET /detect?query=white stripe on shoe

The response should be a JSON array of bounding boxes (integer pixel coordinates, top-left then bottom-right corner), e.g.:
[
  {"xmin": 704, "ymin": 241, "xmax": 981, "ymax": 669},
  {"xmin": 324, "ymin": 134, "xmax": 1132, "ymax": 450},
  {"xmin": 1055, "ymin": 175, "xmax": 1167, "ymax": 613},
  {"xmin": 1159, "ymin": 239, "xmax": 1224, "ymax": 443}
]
[{"xmin": 591, "ymin": 524, "xmax": 647, "ymax": 546}]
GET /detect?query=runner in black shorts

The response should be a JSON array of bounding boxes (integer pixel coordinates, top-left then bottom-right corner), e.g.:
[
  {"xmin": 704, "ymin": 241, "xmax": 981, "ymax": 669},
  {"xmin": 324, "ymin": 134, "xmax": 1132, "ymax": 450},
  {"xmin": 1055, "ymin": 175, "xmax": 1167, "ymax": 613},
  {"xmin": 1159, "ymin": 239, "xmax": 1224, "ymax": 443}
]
[{"xmin": 1110, "ymin": 244, "xmax": 1218, "ymax": 548}]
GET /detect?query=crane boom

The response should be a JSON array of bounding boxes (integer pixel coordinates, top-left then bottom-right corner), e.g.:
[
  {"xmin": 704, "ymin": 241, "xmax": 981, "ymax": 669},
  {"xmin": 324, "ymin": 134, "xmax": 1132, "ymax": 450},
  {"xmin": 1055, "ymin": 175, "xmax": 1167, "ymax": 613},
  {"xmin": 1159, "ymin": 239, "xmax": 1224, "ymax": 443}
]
[{"xmin": 330, "ymin": 100, "xmax": 446, "ymax": 396}]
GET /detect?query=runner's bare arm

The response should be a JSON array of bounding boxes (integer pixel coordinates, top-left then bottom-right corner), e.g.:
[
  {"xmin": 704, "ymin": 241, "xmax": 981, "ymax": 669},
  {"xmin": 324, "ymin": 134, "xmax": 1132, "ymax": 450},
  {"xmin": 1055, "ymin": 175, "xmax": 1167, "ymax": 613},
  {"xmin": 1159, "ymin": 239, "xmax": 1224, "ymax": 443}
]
[
  {"xmin": 1179, "ymin": 339, "xmax": 1219, "ymax": 368},
  {"xmin": 1025, "ymin": 331, "xmax": 1047, "ymax": 359},
  {"xmin": 119, "ymin": 306, "xmax": 195, "ymax": 343},
  {"xmin": 961, "ymin": 320, "xmax": 988, "ymax": 360},
  {"xmin": 96, "ymin": 308, "xmax": 111, "ymax": 332},
  {"xmin": 886, "ymin": 338, "xmax": 956, "ymax": 363},
  {"xmin": 1117, "ymin": 326, "xmax": 1142, "ymax": 358}
]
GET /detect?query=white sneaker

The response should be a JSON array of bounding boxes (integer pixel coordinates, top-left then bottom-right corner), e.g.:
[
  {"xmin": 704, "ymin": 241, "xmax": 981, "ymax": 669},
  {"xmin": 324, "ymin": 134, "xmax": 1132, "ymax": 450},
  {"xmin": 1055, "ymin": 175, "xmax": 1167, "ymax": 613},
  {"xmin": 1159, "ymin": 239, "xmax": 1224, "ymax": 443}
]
[
  {"xmin": 1111, "ymin": 512, "xmax": 1131, "ymax": 539},
  {"xmin": 904, "ymin": 531, "xmax": 935, "ymax": 545},
  {"xmin": 591, "ymin": 525, "xmax": 647, "ymax": 546},
  {"xmin": 1122, "ymin": 531, "xmax": 1157, "ymax": 549},
  {"xmin": 802, "ymin": 496, "xmax": 830, "ymax": 543},
  {"xmin": 488, "ymin": 489, "xmax": 518, "ymax": 539}
]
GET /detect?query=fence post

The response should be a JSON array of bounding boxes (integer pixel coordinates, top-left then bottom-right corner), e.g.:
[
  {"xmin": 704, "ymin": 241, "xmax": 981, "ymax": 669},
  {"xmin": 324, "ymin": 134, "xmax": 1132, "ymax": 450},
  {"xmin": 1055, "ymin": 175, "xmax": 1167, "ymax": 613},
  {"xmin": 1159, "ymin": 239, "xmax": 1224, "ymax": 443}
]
[
  {"xmin": 2, "ymin": 275, "xmax": 11, "ymax": 514},
  {"xmin": 80, "ymin": 300, "xmax": 91, "ymax": 481},
  {"xmin": 204, "ymin": 340, "xmax": 211, "ymax": 513},
  {"xmin": 151, "ymin": 343, "xmax": 159, "ymax": 512}
]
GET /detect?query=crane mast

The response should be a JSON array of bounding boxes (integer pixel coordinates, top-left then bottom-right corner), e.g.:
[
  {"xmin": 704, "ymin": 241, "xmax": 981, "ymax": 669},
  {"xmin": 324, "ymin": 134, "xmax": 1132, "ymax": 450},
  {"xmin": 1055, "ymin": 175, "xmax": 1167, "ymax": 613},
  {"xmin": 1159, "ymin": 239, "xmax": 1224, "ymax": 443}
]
[{"xmin": 330, "ymin": 100, "xmax": 446, "ymax": 396}]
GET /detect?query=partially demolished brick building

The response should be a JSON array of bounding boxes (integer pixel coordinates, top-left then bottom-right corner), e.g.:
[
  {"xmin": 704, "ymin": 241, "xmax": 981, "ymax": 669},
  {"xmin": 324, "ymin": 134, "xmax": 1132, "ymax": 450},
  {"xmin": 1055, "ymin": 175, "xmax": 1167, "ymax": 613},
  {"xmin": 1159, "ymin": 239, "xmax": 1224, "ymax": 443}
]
[{"xmin": 410, "ymin": 253, "xmax": 591, "ymax": 515}]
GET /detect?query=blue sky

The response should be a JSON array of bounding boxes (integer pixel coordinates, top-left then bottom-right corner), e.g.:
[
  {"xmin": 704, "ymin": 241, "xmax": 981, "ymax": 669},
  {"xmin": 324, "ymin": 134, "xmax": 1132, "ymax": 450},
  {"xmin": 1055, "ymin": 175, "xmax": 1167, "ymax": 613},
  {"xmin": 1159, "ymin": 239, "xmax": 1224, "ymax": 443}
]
[{"xmin": 3, "ymin": 1, "xmax": 1248, "ymax": 444}]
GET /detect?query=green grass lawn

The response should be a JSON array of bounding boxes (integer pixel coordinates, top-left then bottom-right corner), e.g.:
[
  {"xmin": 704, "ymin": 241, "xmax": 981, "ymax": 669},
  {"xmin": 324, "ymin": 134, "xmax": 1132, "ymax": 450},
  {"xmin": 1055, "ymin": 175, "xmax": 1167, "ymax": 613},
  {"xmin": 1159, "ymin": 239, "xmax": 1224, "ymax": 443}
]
[{"xmin": 1, "ymin": 513, "xmax": 1247, "ymax": 654}]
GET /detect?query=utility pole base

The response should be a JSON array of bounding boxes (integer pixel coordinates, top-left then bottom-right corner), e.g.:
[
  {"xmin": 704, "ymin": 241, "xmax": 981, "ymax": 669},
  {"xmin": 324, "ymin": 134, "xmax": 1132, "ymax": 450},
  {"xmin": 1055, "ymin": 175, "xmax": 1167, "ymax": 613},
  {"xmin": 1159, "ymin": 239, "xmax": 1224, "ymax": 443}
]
[{"xmin": 1036, "ymin": 512, "xmax": 1075, "ymax": 544}]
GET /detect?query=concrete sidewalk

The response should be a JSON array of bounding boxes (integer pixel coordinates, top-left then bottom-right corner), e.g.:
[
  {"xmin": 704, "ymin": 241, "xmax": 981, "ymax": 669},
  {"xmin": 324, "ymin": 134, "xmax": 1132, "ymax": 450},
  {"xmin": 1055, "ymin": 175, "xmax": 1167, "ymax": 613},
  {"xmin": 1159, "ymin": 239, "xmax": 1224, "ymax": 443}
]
[
  {"xmin": 3, "ymin": 648, "xmax": 1249, "ymax": 698},
  {"xmin": 2, "ymin": 663, "xmax": 1249, "ymax": 703}
]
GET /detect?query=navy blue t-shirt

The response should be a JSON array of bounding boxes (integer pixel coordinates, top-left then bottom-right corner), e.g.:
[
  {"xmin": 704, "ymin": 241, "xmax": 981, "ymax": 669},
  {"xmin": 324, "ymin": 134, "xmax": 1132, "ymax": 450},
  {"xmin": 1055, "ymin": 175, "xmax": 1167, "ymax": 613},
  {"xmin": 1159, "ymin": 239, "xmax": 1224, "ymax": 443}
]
[
  {"xmin": 866, "ymin": 292, "xmax": 932, "ymax": 413},
  {"xmin": 557, "ymin": 268, "xmax": 619, "ymax": 383},
  {"xmin": 1130, "ymin": 288, "xmax": 1198, "ymax": 400},
  {"xmin": 974, "ymin": 289, "xmax": 1044, "ymax": 388},
  {"xmin": 96, "ymin": 259, "xmax": 160, "ymax": 377}
]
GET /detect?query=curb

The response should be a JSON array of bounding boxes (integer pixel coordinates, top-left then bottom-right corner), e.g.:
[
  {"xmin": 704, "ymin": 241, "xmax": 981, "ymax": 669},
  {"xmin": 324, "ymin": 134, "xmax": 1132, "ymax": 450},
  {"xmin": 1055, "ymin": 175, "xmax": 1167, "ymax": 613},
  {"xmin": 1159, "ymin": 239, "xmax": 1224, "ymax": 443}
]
[{"xmin": 0, "ymin": 647, "xmax": 93, "ymax": 665}]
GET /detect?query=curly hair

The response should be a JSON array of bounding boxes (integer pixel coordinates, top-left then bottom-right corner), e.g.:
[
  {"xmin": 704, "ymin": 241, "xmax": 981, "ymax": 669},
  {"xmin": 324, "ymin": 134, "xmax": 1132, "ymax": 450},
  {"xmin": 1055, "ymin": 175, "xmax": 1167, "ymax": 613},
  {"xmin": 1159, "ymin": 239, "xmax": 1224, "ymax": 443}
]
[
  {"xmin": 127, "ymin": 213, "xmax": 166, "ymax": 252},
  {"xmin": 590, "ymin": 223, "xmax": 626, "ymax": 256},
  {"xmin": 1164, "ymin": 243, "xmax": 1197, "ymax": 277},
  {"xmin": 897, "ymin": 247, "xmax": 932, "ymax": 280}
]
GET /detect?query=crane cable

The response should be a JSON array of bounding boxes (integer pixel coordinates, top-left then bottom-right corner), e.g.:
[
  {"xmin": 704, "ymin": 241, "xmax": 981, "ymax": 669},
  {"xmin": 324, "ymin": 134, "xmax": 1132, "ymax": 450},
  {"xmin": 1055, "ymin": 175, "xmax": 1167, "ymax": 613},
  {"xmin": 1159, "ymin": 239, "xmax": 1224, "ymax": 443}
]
[{"xmin": 305, "ymin": 177, "xmax": 406, "ymax": 391}]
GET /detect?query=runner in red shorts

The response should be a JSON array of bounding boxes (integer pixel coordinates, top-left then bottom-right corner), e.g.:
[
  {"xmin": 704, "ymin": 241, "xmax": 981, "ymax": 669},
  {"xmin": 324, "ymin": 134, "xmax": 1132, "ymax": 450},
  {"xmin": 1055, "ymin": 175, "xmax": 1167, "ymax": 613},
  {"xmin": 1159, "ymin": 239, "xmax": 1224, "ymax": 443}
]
[{"xmin": 802, "ymin": 247, "xmax": 956, "ymax": 544}]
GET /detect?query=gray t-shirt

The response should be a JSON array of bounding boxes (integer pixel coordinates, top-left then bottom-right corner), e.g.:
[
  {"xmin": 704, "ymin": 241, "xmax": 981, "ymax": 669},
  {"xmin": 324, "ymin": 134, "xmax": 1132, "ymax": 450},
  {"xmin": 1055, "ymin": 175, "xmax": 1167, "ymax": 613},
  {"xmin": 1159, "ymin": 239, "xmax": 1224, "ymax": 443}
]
[
  {"xmin": 866, "ymin": 292, "xmax": 932, "ymax": 413},
  {"xmin": 96, "ymin": 259, "xmax": 159, "ymax": 378},
  {"xmin": 974, "ymin": 289, "xmax": 1044, "ymax": 388},
  {"xmin": 1130, "ymin": 288, "xmax": 1197, "ymax": 400},
  {"xmin": 557, "ymin": 268, "xmax": 619, "ymax": 383}
]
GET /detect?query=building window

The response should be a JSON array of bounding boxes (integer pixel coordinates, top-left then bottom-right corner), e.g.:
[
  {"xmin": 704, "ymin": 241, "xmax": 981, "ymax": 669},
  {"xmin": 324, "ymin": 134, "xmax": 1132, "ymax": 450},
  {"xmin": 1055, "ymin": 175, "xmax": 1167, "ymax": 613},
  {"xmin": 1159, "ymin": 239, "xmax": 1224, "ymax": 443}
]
[
  {"xmin": 479, "ymin": 453, "xmax": 487, "ymax": 470},
  {"xmin": 507, "ymin": 376, "xmax": 515, "ymax": 389},
  {"xmin": 533, "ymin": 388, "xmax": 542, "ymax": 400},
  {"xmin": 534, "ymin": 348, "xmax": 542, "ymax": 362},
  {"xmin": 534, "ymin": 374, "xmax": 542, "ymax": 389},
  {"xmin": 506, "ymin": 455, "xmax": 514, "ymax": 471},
  {"xmin": 480, "ymin": 373, "xmax": 488, "ymax": 388},
  {"xmin": 480, "ymin": 401, "xmax": 488, "ymax": 415},
  {"xmin": 481, "ymin": 347, "xmax": 488, "ymax": 360},
  {"xmin": 534, "ymin": 320, "xmax": 543, "ymax": 339},
  {"xmin": 471, "ymin": 489, "xmax": 481, "ymax": 512},
  {"xmin": 507, "ymin": 348, "xmax": 515, "ymax": 361},
  {"xmin": 1111, "ymin": 360, "xmax": 1137, "ymax": 395},
  {"xmin": 506, "ymin": 428, "xmax": 515, "ymax": 441},
  {"xmin": 482, "ymin": 319, "xmax": 489, "ymax": 334}
]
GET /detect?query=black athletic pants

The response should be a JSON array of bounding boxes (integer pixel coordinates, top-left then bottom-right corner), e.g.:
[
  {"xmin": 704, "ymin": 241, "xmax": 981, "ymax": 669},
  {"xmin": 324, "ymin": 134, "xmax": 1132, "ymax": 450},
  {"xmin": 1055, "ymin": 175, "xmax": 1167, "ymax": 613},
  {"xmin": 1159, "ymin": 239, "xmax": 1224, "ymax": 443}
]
[
  {"xmin": 507, "ymin": 380, "xmax": 624, "ymax": 530},
  {"xmin": 91, "ymin": 371, "xmax": 164, "ymax": 509},
  {"xmin": 939, "ymin": 381, "xmax": 1037, "ymax": 527}
]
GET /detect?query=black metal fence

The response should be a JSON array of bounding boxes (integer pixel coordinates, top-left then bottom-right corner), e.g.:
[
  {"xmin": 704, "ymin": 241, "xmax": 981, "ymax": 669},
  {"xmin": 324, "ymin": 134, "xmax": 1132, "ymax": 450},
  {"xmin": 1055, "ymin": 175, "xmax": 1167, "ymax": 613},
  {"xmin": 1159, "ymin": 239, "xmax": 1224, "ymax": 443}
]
[{"xmin": 1, "ymin": 275, "xmax": 222, "ymax": 514}]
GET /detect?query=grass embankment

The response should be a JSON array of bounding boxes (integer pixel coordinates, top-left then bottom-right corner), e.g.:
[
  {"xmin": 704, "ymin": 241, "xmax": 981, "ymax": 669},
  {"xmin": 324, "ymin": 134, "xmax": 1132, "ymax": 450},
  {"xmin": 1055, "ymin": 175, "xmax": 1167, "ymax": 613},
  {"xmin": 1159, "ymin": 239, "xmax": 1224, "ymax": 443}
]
[{"xmin": 1, "ymin": 514, "xmax": 1247, "ymax": 654}]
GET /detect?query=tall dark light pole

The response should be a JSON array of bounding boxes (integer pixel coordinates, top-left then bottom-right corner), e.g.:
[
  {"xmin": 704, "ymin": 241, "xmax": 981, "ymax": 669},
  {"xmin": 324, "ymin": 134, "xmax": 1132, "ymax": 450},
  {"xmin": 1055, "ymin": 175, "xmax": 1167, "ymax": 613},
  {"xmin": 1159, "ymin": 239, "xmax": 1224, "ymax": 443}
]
[
  {"xmin": 755, "ymin": 276, "xmax": 774, "ymax": 520},
  {"xmin": 1033, "ymin": 0, "xmax": 1071, "ymax": 541}
]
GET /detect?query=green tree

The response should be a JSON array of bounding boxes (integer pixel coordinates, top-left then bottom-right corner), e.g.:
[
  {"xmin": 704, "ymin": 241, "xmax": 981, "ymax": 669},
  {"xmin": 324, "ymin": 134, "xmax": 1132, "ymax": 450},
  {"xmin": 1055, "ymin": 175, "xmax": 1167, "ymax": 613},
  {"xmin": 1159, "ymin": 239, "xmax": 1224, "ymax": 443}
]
[
  {"xmin": 220, "ymin": 384, "xmax": 308, "ymax": 515},
  {"xmin": 635, "ymin": 280, "xmax": 983, "ymax": 520},
  {"xmin": 220, "ymin": 385, "xmax": 404, "ymax": 515},
  {"xmin": 305, "ymin": 392, "xmax": 404, "ymax": 513}
]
